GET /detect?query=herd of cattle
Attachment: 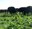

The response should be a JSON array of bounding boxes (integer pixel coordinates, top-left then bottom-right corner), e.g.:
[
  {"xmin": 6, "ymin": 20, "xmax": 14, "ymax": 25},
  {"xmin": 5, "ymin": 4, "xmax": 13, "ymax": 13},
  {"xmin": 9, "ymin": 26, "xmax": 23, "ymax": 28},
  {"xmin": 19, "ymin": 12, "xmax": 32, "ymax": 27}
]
[
  {"xmin": 8, "ymin": 6, "xmax": 32, "ymax": 15},
  {"xmin": 0, "ymin": 6, "xmax": 32, "ymax": 15}
]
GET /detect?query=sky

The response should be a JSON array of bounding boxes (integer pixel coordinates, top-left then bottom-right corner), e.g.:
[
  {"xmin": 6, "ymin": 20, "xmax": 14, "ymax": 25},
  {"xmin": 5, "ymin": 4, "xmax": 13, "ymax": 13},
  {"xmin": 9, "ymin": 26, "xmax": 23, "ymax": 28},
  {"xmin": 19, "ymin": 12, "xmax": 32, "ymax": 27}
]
[{"xmin": 0, "ymin": 0, "xmax": 32, "ymax": 9}]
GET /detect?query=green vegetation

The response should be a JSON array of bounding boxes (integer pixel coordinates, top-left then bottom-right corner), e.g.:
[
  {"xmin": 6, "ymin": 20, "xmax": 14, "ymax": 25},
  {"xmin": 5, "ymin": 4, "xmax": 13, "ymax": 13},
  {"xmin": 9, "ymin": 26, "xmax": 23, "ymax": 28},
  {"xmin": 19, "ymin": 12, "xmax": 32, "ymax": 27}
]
[{"xmin": 0, "ymin": 12, "xmax": 32, "ymax": 29}]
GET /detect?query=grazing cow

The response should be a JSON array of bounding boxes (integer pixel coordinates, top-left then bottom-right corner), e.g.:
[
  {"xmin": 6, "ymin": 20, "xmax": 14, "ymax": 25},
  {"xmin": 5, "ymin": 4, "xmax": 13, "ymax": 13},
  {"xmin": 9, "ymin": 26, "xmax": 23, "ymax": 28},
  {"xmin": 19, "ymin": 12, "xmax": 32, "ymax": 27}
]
[
  {"xmin": 17, "ymin": 7, "xmax": 29, "ymax": 15},
  {"xmin": 17, "ymin": 6, "xmax": 32, "ymax": 15},
  {"xmin": 8, "ymin": 7, "xmax": 16, "ymax": 13}
]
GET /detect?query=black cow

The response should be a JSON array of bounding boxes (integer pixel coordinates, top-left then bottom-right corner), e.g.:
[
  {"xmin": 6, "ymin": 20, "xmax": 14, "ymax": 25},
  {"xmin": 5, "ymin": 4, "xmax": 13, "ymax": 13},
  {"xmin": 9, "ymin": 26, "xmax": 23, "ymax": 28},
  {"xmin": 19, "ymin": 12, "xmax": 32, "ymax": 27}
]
[
  {"xmin": 8, "ymin": 7, "xmax": 16, "ymax": 13},
  {"xmin": 17, "ymin": 6, "xmax": 32, "ymax": 15},
  {"xmin": 17, "ymin": 7, "xmax": 29, "ymax": 15}
]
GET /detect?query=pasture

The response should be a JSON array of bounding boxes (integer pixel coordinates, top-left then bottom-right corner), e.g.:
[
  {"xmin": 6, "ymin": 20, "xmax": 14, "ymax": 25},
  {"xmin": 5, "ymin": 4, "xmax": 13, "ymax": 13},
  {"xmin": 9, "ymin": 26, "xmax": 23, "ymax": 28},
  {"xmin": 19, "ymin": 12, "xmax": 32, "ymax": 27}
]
[{"xmin": 0, "ymin": 12, "xmax": 32, "ymax": 29}]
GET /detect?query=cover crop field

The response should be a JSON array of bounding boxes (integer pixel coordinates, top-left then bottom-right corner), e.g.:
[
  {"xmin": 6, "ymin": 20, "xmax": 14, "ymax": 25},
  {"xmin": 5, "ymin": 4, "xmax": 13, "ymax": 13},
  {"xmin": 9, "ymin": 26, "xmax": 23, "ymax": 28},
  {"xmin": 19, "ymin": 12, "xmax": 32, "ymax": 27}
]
[{"xmin": 0, "ymin": 12, "xmax": 32, "ymax": 29}]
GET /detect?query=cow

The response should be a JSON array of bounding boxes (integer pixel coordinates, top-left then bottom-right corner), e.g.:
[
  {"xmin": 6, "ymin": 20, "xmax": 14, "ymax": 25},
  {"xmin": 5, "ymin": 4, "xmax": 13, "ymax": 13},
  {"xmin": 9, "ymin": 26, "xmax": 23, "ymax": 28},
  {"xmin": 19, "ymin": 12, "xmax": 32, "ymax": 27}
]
[
  {"xmin": 8, "ymin": 7, "xmax": 17, "ymax": 14},
  {"xmin": 17, "ymin": 6, "xmax": 32, "ymax": 15}
]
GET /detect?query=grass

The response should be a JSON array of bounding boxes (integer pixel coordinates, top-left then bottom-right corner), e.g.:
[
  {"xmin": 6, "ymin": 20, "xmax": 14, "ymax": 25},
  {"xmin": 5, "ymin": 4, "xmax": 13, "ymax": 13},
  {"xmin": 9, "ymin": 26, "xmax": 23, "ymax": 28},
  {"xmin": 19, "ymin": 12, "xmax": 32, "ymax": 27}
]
[{"xmin": 0, "ymin": 12, "xmax": 32, "ymax": 29}]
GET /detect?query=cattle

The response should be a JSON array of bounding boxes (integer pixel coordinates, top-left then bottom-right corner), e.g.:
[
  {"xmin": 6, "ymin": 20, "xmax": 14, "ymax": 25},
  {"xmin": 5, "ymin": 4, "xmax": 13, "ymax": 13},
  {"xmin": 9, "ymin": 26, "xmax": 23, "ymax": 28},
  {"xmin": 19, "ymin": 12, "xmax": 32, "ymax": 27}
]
[
  {"xmin": 8, "ymin": 7, "xmax": 17, "ymax": 14},
  {"xmin": 17, "ymin": 6, "xmax": 32, "ymax": 15},
  {"xmin": 8, "ymin": 6, "xmax": 32, "ymax": 15},
  {"xmin": 17, "ymin": 7, "xmax": 29, "ymax": 15}
]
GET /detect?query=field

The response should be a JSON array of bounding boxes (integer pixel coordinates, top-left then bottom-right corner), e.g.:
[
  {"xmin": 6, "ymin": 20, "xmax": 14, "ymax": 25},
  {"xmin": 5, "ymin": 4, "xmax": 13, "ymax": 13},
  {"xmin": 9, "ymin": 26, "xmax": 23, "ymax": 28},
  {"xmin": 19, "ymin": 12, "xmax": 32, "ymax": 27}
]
[{"xmin": 0, "ymin": 12, "xmax": 32, "ymax": 29}]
